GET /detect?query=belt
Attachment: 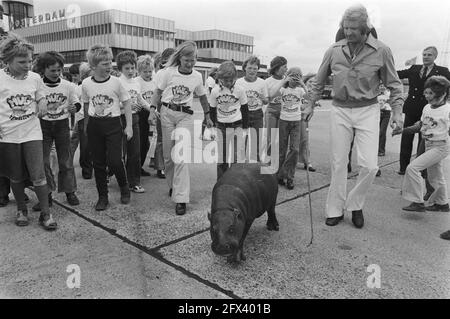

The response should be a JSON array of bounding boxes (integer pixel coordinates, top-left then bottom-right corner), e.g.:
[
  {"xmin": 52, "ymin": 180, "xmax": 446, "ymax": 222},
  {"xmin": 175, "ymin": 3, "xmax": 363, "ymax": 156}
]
[
  {"xmin": 217, "ymin": 120, "xmax": 242, "ymax": 128},
  {"xmin": 162, "ymin": 102, "xmax": 193, "ymax": 115}
]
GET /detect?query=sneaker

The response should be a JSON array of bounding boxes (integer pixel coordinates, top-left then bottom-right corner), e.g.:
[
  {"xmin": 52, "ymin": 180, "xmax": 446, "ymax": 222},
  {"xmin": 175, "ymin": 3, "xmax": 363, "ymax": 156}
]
[
  {"xmin": 378, "ymin": 151, "xmax": 385, "ymax": 157},
  {"xmin": 39, "ymin": 213, "xmax": 57, "ymax": 231},
  {"xmin": 176, "ymin": 203, "xmax": 186, "ymax": 215},
  {"xmin": 169, "ymin": 188, "xmax": 172, "ymax": 197},
  {"xmin": 376, "ymin": 169, "xmax": 381, "ymax": 177},
  {"xmin": 130, "ymin": 185, "xmax": 145, "ymax": 193},
  {"xmin": 66, "ymin": 192, "xmax": 80, "ymax": 206},
  {"xmin": 425, "ymin": 203, "xmax": 450, "ymax": 212},
  {"xmin": 140, "ymin": 169, "xmax": 151, "ymax": 177},
  {"xmin": 120, "ymin": 185, "xmax": 131, "ymax": 204},
  {"xmin": 440, "ymin": 230, "xmax": 450, "ymax": 240},
  {"xmin": 15, "ymin": 209, "xmax": 29, "ymax": 227},
  {"xmin": 32, "ymin": 193, "xmax": 53, "ymax": 212},
  {"xmin": 95, "ymin": 196, "xmax": 109, "ymax": 211},
  {"xmin": 286, "ymin": 179, "xmax": 294, "ymax": 190},
  {"xmin": 304, "ymin": 164, "xmax": 316, "ymax": 172}
]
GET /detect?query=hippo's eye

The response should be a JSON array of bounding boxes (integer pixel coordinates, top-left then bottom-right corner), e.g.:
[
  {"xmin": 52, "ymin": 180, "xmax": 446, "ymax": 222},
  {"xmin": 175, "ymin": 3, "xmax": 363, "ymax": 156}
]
[{"xmin": 228, "ymin": 227, "xmax": 234, "ymax": 234}]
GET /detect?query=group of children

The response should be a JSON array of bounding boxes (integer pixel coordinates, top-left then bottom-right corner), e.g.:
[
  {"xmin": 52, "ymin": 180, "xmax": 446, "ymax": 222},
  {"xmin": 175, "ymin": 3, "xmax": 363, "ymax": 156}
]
[{"xmin": 1, "ymin": 32, "xmax": 449, "ymax": 240}]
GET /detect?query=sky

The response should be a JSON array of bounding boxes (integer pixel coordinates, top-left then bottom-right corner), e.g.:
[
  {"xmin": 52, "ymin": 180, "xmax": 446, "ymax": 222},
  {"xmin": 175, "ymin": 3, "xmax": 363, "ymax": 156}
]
[{"xmin": 10, "ymin": 0, "xmax": 450, "ymax": 73}]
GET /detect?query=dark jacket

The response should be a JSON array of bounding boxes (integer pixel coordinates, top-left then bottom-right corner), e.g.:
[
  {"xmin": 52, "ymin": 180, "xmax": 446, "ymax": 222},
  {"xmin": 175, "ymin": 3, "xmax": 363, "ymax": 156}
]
[{"xmin": 397, "ymin": 64, "xmax": 450, "ymax": 119}]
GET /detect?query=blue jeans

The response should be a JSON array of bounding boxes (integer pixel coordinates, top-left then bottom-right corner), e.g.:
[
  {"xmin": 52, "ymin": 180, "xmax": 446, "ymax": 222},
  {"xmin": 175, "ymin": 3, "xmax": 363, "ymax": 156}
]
[
  {"xmin": 40, "ymin": 118, "xmax": 77, "ymax": 193},
  {"xmin": 126, "ymin": 114, "xmax": 141, "ymax": 187}
]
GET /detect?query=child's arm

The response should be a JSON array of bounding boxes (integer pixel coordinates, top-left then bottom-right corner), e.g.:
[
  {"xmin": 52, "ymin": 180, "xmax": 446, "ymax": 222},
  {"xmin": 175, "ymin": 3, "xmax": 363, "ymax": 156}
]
[
  {"xmin": 392, "ymin": 120, "xmax": 421, "ymax": 136},
  {"xmin": 122, "ymin": 99, "xmax": 133, "ymax": 140},
  {"xmin": 137, "ymin": 93, "xmax": 151, "ymax": 112},
  {"xmin": 83, "ymin": 102, "xmax": 89, "ymax": 135},
  {"xmin": 240, "ymin": 103, "xmax": 249, "ymax": 129},
  {"xmin": 199, "ymin": 94, "xmax": 213, "ymax": 128}
]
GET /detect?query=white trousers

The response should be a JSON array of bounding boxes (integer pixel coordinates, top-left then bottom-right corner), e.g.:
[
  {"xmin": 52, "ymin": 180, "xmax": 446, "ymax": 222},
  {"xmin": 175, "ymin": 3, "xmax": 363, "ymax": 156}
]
[
  {"xmin": 326, "ymin": 104, "xmax": 379, "ymax": 218},
  {"xmin": 160, "ymin": 106, "xmax": 192, "ymax": 203},
  {"xmin": 402, "ymin": 140, "xmax": 450, "ymax": 205}
]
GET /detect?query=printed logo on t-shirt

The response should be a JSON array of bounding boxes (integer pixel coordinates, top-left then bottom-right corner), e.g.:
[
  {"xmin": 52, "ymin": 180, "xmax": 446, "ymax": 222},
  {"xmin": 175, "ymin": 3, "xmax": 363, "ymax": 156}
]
[
  {"xmin": 421, "ymin": 115, "xmax": 439, "ymax": 139},
  {"xmin": 46, "ymin": 93, "xmax": 68, "ymax": 119},
  {"xmin": 282, "ymin": 94, "xmax": 303, "ymax": 113},
  {"xmin": 128, "ymin": 89, "xmax": 140, "ymax": 112},
  {"xmin": 271, "ymin": 95, "xmax": 282, "ymax": 104},
  {"xmin": 216, "ymin": 94, "xmax": 239, "ymax": 117},
  {"xmin": 142, "ymin": 90, "xmax": 153, "ymax": 104},
  {"xmin": 91, "ymin": 94, "xmax": 114, "ymax": 117},
  {"xmin": 246, "ymin": 90, "xmax": 262, "ymax": 110},
  {"xmin": 7, "ymin": 94, "xmax": 35, "ymax": 120},
  {"xmin": 171, "ymin": 85, "xmax": 191, "ymax": 104}
]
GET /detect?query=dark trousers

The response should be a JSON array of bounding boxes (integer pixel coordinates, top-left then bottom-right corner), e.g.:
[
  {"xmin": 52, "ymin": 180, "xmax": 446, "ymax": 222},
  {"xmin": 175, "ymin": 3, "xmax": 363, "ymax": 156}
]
[
  {"xmin": 40, "ymin": 118, "xmax": 77, "ymax": 194},
  {"xmin": 0, "ymin": 177, "xmax": 10, "ymax": 198},
  {"xmin": 278, "ymin": 120, "xmax": 300, "ymax": 180},
  {"xmin": 217, "ymin": 121, "xmax": 244, "ymax": 180},
  {"xmin": 247, "ymin": 110, "xmax": 264, "ymax": 162},
  {"xmin": 400, "ymin": 113, "xmax": 422, "ymax": 172},
  {"xmin": 154, "ymin": 115, "xmax": 164, "ymax": 170},
  {"xmin": 138, "ymin": 109, "xmax": 150, "ymax": 167},
  {"xmin": 70, "ymin": 119, "xmax": 93, "ymax": 177},
  {"xmin": 126, "ymin": 114, "xmax": 141, "ymax": 187},
  {"xmin": 87, "ymin": 117, "xmax": 128, "ymax": 196},
  {"xmin": 378, "ymin": 110, "xmax": 391, "ymax": 154}
]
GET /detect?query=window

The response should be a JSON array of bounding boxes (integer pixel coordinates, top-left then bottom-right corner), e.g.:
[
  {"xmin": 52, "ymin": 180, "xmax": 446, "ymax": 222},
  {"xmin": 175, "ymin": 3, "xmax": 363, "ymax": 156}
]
[
  {"xmin": 132, "ymin": 26, "xmax": 138, "ymax": 36},
  {"xmin": 165, "ymin": 31, "xmax": 170, "ymax": 41},
  {"xmin": 150, "ymin": 29, "xmax": 154, "ymax": 38},
  {"xmin": 115, "ymin": 23, "xmax": 120, "ymax": 34},
  {"xmin": 121, "ymin": 24, "xmax": 126, "ymax": 34},
  {"xmin": 107, "ymin": 23, "xmax": 111, "ymax": 34},
  {"xmin": 138, "ymin": 27, "xmax": 143, "ymax": 37},
  {"xmin": 127, "ymin": 25, "xmax": 132, "ymax": 36},
  {"xmin": 144, "ymin": 28, "xmax": 149, "ymax": 37}
]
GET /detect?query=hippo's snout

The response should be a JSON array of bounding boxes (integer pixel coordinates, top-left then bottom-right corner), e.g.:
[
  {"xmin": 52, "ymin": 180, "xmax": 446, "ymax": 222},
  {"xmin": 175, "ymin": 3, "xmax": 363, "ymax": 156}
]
[{"xmin": 211, "ymin": 242, "xmax": 236, "ymax": 256}]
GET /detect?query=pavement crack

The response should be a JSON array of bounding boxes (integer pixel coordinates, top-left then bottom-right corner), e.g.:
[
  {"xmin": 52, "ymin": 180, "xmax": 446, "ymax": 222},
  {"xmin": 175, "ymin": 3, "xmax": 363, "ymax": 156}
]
[{"xmin": 53, "ymin": 200, "xmax": 240, "ymax": 299}]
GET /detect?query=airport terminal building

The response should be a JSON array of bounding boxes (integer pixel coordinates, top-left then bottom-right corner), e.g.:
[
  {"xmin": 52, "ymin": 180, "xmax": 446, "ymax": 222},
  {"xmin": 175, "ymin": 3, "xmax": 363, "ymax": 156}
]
[{"xmin": 2, "ymin": 1, "xmax": 267, "ymax": 80}]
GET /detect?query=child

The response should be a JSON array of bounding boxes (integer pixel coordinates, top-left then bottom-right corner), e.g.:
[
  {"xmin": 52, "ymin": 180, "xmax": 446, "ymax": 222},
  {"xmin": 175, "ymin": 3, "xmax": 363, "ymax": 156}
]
[
  {"xmin": 377, "ymin": 84, "xmax": 391, "ymax": 157},
  {"xmin": 397, "ymin": 76, "xmax": 450, "ymax": 212},
  {"xmin": 151, "ymin": 41, "xmax": 213, "ymax": 216},
  {"xmin": 278, "ymin": 67, "xmax": 307, "ymax": 190},
  {"xmin": 33, "ymin": 51, "xmax": 80, "ymax": 210},
  {"xmin": 70, "ymin": 62, "xmax": 94, "ymax": 179},
  {"xmin": 82, "ymin": 44, "xmax": 132, "ymax": 211},
  {"xmin": 0, "ymin": 33, "xmax": 56, "ymax": 230},
  {"xmin": 135, "ymin": 54, "xmax": 162, "ymax": 178},
  {"xmin": 116, "ymin": 50, "xmax": 152, "ymax": 193},
  {"xmin": 235, "ymin": 56, "xmax": 268, "ymax": 162},
  {"xmin": 210, "ymin": 61, "xmax": 249, "ymax": 180}
]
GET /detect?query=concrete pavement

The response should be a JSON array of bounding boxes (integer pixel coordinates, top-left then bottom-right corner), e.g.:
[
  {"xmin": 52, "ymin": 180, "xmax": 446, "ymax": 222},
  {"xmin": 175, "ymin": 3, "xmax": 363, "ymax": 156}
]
[{"xmin": 0, "ymin": 100, "xmax": 449, "ymax": 299}]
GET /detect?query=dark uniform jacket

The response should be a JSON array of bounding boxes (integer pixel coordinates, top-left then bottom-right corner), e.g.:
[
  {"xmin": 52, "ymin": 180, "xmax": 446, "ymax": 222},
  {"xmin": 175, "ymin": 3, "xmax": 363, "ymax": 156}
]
[{"xmin": 397, "ymin": 64, "xmax": 450, "ymax": 120}]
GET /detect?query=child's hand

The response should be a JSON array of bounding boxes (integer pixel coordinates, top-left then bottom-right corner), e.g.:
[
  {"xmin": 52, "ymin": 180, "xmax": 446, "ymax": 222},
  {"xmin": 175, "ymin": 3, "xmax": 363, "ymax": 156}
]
[
  {"xmin": 68, "ymin": 104, "xmax": 77, "ymax": 114},
  {"xmin": 391, "ymin": 127, "xmax": 403, "ymax": 136},
  {"xmin": 125, "ymin": 125, "xmax": 133, "ymax": 141},
  {"xmin": 37, "ymin": 99, "xmax": 48, "ymax": 118}
]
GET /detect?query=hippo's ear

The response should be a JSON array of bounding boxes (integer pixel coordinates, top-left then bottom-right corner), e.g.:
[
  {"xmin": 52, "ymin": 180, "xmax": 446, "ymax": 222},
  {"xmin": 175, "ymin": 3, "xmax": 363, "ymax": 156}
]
[{"xmin": 207, "ymin": 211, "xmax": 211, "ymax": 221}]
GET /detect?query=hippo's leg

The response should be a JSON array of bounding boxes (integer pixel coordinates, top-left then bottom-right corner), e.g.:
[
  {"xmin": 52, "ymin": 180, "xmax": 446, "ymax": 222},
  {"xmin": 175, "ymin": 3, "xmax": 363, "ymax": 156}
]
[{"xmin": 266, "ymin": 204, "xmax": 279, "ymax": 231}]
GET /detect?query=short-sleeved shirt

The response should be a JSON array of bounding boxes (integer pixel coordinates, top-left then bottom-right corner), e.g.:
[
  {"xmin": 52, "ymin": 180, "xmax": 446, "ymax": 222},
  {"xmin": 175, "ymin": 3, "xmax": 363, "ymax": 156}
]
[
  {"xmin": 119, "ymin": 75, "xmax": 142, "ymax": 114},
  {"xmin": 210, "ymin": 85, "xmax": 248, "ymax": 123},
  {"xmin": 157, "ymin": 66, "xmax": 206, "ymax": 107},
  {"xmin": 136, "ymin": 76, "xmax": 156, "ymax": 105},
  {"xmin": 0, "ymin": 70, "xmax": 45, "ymax": 143},
  {"xmin": 82, "ymin": 76, "xmax": 130, "ymax": 118},
  {"xmin": 41, "ymin": 79, "xmax": 80, "ymax": 121},
  {"xmin": 235, "ymin": 77, "xmax": 268, "ymax": 112},
  {"xmin": 280, "ymin": 86, "xmax": 306, "ymax": 121},
  {"xmin": 420, "ymin": 103, "xmax": 450, "ymax": 141},
  {"xmin": 265, "ymin": 76, "xmax": 284, "ymax": 106}
]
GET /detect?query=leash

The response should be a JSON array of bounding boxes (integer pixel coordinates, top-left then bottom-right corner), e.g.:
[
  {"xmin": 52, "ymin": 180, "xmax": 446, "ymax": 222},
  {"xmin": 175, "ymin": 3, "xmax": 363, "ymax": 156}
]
[{"xmin": 304, "ymin": 124, "xmax": 314, "ymax": 247}]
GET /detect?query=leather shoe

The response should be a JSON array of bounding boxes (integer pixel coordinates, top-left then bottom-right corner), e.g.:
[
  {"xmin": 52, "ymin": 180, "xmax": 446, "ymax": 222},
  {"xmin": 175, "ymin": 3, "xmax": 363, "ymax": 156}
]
[
  {"xmin": 0, "ymin": 196, "xmax": 9, "ymax": 207},
  {"xmin": 176, "ymin": 203, "xmax": 186, "ymax": 215},
  {"xmin": 351, "ymin": 210, "xmax": 364, "ymax": 228},
  {"xmin": 325, "ymin": 215, "xmax": 343, "ymax": 226},
  {"xmin": 304, "ymin": 164, "xmax": 316, "ymax": 172},
  {"xmin": 169, "ymin": 188, "xmax": 172, "ymax": 197},
  {"xmin": 376, "ymin": 169, "xmax": 381, "ymax": 177},
  {"xmin": 157, "ymin": 170, "xmax": 166, "ymax": 179},
  {"xmin": 402, "ymin": 202, "xmax": 425, "ymax": 212},
  {"xmin": 95, "ymin": 196, "xmax": 109, "ymax": 211},
  {"xmin": 286, "ymin": 179, "xmax": 294, "ymax": 190},
  {"xmin": 397, "ymin": 170, "xmax": 405, "ymax": 175},
  {"xmin": 66, "ymin": 192, "xmax": 80, "ymax": 206},
  {"xmin": 440, "ymin": 230, "xmax": 450, "ymax": 240},
  {"xmin": 425, "ymin": 203, "xmax": 450, "ymax": 212},
  {"xmin": 278, "ymin": 179, "xmax": 285, "ymax": 186}
]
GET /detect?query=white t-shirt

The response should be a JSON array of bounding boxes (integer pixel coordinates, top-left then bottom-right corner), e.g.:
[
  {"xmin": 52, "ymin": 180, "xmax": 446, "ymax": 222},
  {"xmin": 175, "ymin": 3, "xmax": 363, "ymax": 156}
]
[
  {"xmin": 82, "ymin": 76, "xmax": 130, "ymax": 118},
  {"xmin": 119, "ymin": 75, "xmax": 142, "ymax": 114},
  {"xmin": 235, "ymin": 77, "xmax": 268, "ymax": 112},
  {"xmin": 280, "ymin": 86, "xmax": 306, "ymax": 121},
  {"xmin": 265, "ymin": 76, "xmax": 284, "ymax": 105},
  {"xmin": 420, "ymin": 102, "xmax": 450, "ymax": 141},
  {"xmin": 74, "ymin": 84, "xmax": 84, "ymax": 122},
  {"xmin": 0, "ymin": 70, "xmax": 45, "ymax": 143},
  {"xmin": 136, "ymin": 76, "xmax": 156, "ymax": 106},
  {"xmin": 206, "ymin": 76, "xmax": 216, "ymax": 91},
  {"xmin": 210, "ymin": 85, "xmax": 248, "ymax": 123},
  {"xmin": 41, "ymin": 79, "xmax": 80, "ymax": 121},
  {"xmin": 157, "ymin": 66, "xmax": 206, "ymax": 107}
]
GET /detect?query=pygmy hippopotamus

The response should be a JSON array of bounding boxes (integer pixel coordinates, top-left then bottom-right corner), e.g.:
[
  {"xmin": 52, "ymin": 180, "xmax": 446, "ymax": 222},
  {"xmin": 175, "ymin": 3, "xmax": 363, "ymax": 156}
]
[{"xmin": 208, "ymin": 163, "xmax": 279, "ymax": 263}]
